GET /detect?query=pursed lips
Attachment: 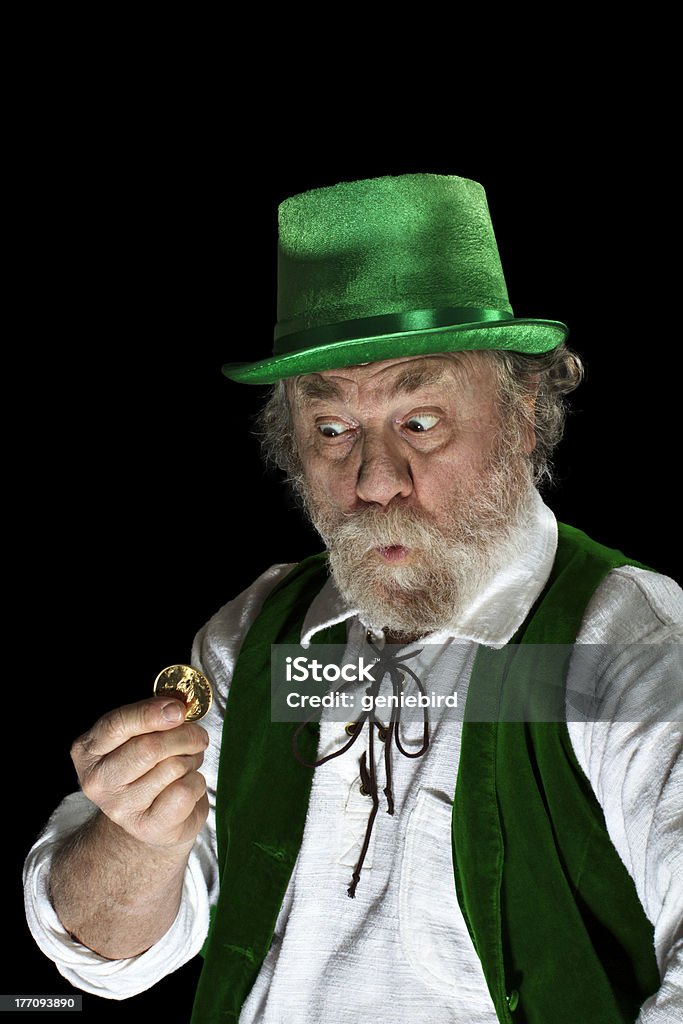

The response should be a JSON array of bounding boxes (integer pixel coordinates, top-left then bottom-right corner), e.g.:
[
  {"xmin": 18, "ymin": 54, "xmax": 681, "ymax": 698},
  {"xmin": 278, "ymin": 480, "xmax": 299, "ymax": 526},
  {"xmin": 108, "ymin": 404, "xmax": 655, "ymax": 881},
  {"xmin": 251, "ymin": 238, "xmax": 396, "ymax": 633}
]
[{"xmin": 374, "ymin": 545, "xmax": 410, "ymax": 562}]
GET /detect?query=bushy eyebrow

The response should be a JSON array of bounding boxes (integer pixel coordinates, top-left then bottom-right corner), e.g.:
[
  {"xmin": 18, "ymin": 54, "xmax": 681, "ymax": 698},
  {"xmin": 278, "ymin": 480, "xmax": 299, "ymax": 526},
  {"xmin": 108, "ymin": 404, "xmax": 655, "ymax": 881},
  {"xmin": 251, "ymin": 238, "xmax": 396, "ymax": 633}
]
[
  {"xmin": 292, "ymin": 376, "xmax": 346, "ymax": 407},
  {"xmin": 292, "ymin": 363, "xmax": 454, "ymax": 409},
  {"xmin": 387, "ymin": 365, "xmax": 452, "ymax": 397}
]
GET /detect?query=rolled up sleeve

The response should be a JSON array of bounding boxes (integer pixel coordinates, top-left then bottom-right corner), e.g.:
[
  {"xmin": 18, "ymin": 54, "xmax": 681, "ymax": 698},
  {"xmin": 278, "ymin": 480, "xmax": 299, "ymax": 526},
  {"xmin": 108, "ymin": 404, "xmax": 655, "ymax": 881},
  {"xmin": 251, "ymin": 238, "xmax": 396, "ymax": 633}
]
[{"xmin": 22, "ymin": 562, "xmax": 296, "ymax": 998}]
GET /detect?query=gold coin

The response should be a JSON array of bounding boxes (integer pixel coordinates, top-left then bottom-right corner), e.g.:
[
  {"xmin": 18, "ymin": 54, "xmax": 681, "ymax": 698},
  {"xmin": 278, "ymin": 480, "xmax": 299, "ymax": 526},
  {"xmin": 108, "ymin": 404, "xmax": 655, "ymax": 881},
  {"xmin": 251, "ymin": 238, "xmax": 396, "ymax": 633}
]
[{"xmin": 153, "ymin": 664, "xmax": 213, "ymax": 722}]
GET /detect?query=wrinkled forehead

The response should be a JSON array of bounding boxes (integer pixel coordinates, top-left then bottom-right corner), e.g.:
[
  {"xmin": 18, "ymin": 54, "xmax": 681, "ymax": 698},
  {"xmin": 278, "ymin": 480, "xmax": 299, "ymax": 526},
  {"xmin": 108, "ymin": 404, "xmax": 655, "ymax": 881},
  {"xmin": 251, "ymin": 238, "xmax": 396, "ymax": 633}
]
[{"xmin": 286, "ymin": 350, "xmax": 495, "ymax": 409}]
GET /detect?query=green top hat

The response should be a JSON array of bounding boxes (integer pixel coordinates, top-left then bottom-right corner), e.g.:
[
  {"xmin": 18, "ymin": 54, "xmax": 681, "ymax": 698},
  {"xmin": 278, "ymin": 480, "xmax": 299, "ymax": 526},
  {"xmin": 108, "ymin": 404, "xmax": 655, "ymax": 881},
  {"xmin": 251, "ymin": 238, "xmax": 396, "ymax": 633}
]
[{"xmin": 222, "ymin": 172, "xmax": 569, "ymax": 384}]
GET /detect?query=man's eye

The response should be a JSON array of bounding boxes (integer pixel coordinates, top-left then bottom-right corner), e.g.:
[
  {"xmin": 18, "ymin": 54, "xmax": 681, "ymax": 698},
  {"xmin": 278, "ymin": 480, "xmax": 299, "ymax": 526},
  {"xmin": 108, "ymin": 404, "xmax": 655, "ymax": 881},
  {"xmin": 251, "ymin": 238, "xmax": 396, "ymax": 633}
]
[
  {"xmin": 404, "ymin": 413, "xmax": 440, "ymax": 433},
  {"xmin": 317, "ymin": 421, "xmax": 350, "ymax": 438}
]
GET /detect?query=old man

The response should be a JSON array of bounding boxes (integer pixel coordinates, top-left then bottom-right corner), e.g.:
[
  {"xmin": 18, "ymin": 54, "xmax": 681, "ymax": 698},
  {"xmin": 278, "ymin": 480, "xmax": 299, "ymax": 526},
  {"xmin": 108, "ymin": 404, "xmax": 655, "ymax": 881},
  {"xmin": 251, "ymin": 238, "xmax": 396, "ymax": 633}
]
[{"xmin": 24, "ymin": 173, "xmax": 682, "ymax": 1023}]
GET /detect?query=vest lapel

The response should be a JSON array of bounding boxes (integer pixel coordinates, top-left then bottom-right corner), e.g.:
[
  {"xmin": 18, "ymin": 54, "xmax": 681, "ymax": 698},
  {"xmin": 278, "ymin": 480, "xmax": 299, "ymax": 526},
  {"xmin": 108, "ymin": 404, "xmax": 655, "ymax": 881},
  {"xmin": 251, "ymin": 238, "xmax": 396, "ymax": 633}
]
[
  {"xmin": 190, "ymin": 553, "xmax": 344, "ymax": 1023},
  {"xmin": 452, "ymin": 523, "xmax": 660, "ymax": 1023}
]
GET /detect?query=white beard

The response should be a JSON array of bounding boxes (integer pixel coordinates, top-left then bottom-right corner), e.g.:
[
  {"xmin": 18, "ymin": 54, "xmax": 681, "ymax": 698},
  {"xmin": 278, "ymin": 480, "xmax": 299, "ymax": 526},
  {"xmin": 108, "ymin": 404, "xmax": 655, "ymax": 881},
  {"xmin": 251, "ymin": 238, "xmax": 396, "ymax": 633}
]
[{"xmin": 297, "ymin": 448, "xmax": 537, "ymax": 642}]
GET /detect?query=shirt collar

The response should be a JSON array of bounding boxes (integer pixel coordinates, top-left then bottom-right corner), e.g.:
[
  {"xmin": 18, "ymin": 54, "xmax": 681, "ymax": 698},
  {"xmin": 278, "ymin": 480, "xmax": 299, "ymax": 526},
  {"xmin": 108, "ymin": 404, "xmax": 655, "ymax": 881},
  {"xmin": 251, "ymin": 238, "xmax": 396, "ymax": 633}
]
[{"xmin": 300, "ymin": 488, "xmax": 558, "ymax": 650}]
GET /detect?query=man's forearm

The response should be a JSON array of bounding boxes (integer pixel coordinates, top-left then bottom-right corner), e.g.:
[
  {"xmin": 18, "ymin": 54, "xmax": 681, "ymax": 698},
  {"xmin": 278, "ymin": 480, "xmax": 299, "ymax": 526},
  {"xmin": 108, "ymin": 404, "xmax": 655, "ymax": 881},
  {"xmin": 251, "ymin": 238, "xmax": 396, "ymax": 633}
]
[{"xmin": 48, "ymin": 809, "xmax": 196, "ymax": 960}]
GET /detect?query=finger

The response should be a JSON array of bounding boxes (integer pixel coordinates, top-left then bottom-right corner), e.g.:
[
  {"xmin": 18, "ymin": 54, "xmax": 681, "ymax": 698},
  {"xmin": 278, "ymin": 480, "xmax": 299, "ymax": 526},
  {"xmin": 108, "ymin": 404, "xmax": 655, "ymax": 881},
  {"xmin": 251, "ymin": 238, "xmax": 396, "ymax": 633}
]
[
  {"xmin": 73, "ymin": 697, "xmax": 190, "ymax": 762},
  {"xmin": 81, "ymin": 723, "xmax": 209, "ymax": 796},
  {"xmin": 137, "ymin": 771, "xmax": 208, "ymax": 842},
  {"xmin": 100, "ymin": 751, "xmax": 206, "ymax": 822},
  {"xmin": 151, "ymin": 791, "xmax": 210, "ymax": 848}
]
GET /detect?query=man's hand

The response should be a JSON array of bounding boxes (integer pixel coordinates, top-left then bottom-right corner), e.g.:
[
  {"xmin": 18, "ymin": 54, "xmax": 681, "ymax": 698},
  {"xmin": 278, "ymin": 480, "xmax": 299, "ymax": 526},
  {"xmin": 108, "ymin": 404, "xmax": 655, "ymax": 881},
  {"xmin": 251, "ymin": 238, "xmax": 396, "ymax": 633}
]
[
  {"xmin": 71, "ymin": 696, "xmax": 210, "ymax": 849},
  {"xmin": 47, "ymin": 696, "xmax": 212, "ymax": 958}
]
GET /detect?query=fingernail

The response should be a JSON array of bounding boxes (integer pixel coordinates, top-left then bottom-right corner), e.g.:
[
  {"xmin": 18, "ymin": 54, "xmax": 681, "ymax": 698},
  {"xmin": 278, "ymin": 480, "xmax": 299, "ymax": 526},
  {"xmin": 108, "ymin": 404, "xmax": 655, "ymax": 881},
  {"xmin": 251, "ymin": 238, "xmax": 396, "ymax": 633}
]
[{"xmin": 161, "ymin": 701, "xmax": 184, "ymax": 722}]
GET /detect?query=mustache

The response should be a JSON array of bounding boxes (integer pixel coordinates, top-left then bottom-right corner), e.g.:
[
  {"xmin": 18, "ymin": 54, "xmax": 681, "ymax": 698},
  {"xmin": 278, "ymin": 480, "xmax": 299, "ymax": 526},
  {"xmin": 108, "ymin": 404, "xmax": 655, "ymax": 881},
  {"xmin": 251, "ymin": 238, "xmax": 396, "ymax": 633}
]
[{"xmin": 313, "ymin": 501, "xmax": 449, "ymax": 550}]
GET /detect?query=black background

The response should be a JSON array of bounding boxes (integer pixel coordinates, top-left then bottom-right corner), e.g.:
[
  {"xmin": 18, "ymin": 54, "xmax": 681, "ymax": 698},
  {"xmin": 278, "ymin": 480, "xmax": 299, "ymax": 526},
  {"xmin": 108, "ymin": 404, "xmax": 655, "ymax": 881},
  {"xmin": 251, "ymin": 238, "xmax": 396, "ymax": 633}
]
[{"xmin": 8, "ymin": 105, "xmax": 681, "ymax": 1020}]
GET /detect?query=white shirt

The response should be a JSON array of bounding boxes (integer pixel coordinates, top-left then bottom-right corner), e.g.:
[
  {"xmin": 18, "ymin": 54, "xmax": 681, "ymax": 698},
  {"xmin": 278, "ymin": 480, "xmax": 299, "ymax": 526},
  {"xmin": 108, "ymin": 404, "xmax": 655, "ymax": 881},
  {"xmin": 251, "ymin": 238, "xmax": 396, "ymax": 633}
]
[{"xmin": 23, "ymin": 491, "xmax": 683, "ymax": 1022}]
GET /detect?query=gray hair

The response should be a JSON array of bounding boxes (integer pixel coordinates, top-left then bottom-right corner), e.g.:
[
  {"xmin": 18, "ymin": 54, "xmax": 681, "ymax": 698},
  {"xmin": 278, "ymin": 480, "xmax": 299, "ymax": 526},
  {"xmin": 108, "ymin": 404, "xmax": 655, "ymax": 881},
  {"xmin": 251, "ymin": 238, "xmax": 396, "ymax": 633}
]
[{"xmin": 252, "ymin": 343, "xmax": 584, "ymax": 491}]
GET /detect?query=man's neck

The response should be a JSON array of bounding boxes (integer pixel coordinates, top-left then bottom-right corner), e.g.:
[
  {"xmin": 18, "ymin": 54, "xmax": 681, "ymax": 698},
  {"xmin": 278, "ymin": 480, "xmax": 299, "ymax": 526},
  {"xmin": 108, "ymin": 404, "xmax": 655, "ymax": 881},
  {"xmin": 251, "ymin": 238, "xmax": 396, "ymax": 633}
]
[{"xmin": 380, "ymin": 628, "xmax": 426, "ymax": 647}]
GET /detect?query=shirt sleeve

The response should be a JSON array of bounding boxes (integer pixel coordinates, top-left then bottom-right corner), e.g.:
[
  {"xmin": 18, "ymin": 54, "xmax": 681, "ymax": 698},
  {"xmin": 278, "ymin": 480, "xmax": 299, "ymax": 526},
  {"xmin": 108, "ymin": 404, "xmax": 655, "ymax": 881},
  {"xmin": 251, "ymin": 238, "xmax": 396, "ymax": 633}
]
[
  {"xmin": 22, "ymin": 562, "xmax": 297, "ymax": 1000},
  {"xmin": 567, "ymin": 565, "xmax": 683, "ymax": 1024}
]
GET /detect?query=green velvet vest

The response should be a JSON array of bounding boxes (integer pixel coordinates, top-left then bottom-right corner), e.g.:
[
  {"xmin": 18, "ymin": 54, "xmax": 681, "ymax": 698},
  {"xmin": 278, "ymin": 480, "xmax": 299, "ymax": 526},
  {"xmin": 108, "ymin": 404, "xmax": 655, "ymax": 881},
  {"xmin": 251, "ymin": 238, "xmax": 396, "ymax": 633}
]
[{"xmin": 190, "ymin": 523, "xmax": 662, "ymax": 1023}]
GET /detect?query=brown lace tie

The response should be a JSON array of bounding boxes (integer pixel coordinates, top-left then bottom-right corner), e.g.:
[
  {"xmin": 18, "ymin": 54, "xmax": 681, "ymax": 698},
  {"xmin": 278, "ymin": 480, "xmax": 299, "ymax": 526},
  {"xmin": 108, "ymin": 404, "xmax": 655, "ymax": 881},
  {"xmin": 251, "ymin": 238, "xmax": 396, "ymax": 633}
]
[{"xmin": 291, "ymin": 641, "xmax": 430, "ymax": 898}]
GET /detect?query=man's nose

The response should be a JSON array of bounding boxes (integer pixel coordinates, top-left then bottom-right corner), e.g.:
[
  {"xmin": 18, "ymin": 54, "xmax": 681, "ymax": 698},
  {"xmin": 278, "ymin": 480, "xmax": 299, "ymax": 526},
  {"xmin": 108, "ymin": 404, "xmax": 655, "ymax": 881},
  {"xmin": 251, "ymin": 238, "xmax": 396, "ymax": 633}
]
[{"xmin": 355, "ymin": 431, "xmax": 413, "ymax": 506}]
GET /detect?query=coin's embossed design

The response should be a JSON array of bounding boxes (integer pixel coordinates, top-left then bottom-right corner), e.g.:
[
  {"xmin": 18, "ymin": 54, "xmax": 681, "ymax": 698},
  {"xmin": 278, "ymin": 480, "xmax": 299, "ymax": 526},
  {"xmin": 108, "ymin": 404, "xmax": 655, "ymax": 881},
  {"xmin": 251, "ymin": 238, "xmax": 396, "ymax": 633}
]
[{"xmin": 153, "ymin": 664, "xmax": 213, "ymax": 722}]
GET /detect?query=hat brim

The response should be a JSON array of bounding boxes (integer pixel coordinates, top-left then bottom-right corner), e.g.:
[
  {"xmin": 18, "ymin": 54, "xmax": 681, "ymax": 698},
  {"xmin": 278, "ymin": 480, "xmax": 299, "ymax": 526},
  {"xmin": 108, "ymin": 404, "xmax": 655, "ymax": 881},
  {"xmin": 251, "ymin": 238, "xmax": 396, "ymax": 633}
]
[{"xmin": 221, "ymin": 319, "xmax": 569, "ymax": 384}]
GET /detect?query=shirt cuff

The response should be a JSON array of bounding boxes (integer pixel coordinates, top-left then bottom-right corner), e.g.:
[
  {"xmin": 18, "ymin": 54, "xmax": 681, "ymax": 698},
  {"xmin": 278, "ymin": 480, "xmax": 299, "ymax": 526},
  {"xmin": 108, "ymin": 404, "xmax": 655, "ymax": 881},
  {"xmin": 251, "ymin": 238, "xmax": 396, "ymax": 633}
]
[{"xmin": 23, "ymin": 792, "xmax": 210, "ymax": 1000}]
